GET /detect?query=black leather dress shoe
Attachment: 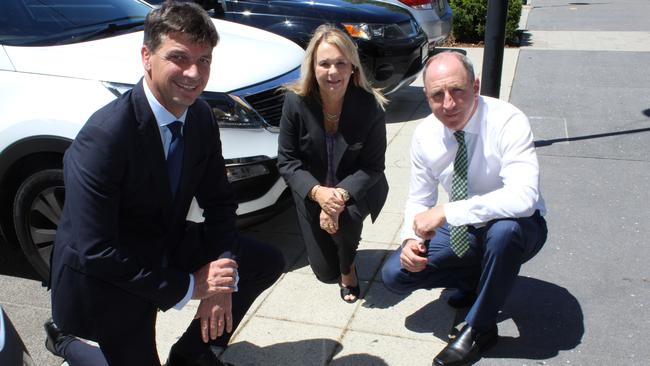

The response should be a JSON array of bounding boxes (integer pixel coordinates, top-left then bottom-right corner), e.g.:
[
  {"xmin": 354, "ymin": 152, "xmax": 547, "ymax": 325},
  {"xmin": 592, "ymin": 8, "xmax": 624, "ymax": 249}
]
[
  {"xmin": 446, "ymin": 290, "xmax": 477, "ymax": 309},
  {"xmin": 433, "ymin": 324, "xmax": 497, "ymax": 366},
  {"xmin": 166, "ymin": 344, "xmax": 233, "ymax": 366},
  {"xmin": 44, "ymin": 318, "xmax": 65, "ymax": 357}
]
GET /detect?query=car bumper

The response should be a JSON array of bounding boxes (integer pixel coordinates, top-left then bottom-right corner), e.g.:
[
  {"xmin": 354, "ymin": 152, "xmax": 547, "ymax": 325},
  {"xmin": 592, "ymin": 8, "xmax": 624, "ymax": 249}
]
[
  {"xmin": 186, "ymin": 156, "xmax": 289, "ymax": 222},
  {"xmin": 358, "ymin": 34, "xmax": 429, "ymax": 94}
]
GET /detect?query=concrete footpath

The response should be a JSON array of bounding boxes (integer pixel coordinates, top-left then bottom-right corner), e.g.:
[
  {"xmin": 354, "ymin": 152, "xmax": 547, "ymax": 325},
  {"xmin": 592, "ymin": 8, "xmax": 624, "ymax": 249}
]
[
  {"xmin": 153, "ymin": 47, "xmax": 522, "ymax": 366},
  {"xmin": 4, "ymin": 0, "xmax": 650, "ymax": 364}
]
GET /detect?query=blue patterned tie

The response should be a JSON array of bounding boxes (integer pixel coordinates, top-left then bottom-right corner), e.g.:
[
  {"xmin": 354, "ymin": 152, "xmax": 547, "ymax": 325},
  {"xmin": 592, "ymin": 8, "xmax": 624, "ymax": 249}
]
[
  {"xmin": 450, "ymin": 130, "xmax": 470, "ymax": 257},
  {"xmin": 166, "ymin": 121, "xmax": 184, "ymax": 198}
]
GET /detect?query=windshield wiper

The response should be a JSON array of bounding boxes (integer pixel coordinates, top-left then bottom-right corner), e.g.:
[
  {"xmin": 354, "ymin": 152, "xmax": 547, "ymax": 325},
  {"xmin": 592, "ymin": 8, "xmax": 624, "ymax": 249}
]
[{"xmin": 74, "ymin": 18, "xmax": 146, "ymax": 42}]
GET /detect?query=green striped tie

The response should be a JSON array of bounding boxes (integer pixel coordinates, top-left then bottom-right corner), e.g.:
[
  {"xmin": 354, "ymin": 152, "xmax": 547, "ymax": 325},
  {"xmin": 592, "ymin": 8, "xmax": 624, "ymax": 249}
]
[{"xmin": 450, "ymin": 130, "xmax": 470, "ymax": 257}]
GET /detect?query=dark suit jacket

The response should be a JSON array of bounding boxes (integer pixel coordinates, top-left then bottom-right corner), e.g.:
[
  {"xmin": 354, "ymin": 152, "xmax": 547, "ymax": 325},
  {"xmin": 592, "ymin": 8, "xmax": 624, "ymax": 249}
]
[
  {"xmin": 50, "ymin": 80, "xmax": 238, "ymax": 341},
  {"xmin": 277, "ymin": 84, "xmax": 388, "ymax": 222}
]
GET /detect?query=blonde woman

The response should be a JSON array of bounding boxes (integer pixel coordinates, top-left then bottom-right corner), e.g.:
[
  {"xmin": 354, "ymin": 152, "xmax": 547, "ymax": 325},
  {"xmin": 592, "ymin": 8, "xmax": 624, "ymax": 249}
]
[{"xmin": 277, "ymin": 24, "xmax": 388, "ymax": 303}]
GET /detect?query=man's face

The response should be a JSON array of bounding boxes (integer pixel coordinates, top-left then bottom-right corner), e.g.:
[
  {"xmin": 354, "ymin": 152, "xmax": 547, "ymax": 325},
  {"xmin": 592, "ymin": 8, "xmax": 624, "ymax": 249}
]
[
  {"xmin": 423, "ymin": 55, "xmax": 479, "ymax": 131},
  {"xmin": 142, "ymin": 32, "xmax": 213, "ymax": 117}
]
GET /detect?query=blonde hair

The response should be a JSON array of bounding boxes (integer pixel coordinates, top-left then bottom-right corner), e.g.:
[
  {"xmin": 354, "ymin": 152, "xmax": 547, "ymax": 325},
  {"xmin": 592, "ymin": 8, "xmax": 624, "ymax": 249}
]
[{"xmin": 284, "ymin": 24, "xmax": 387, "ymax": 110}]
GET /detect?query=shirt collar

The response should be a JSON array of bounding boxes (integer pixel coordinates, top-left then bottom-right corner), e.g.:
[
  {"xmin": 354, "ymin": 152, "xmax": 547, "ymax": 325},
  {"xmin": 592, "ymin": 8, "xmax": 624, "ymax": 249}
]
[
  {"xmin": 444, "ymin": 95, "xmax": 483, "ymax": 138},
  {"xmin": 143, "ymin": 79, "xmax": 187, "ymax": 128}
]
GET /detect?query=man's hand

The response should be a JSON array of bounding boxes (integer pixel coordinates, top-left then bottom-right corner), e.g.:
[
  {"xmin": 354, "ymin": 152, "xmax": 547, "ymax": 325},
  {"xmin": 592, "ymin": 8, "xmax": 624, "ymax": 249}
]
[
  {"xmin": 319, "ymin": 209, "xmax": 339, "ymax": 234},
  {"xmin": 194, "ymin": 293, "xmax": 232, "ymax": 343},
  {"xmin": 314, "ymin": 186, "xmax": 346, "ymax": 216},
  {"xmin": 400, "ymin": 239, "xmax": 428, "ymax": 273},
  {"xmin": 192, "ymin": 259, "xmax": 238, "ymax": 300},
  {"xmin": 413, "ymin": 206, "xmax": 446, "ymax": 240}
]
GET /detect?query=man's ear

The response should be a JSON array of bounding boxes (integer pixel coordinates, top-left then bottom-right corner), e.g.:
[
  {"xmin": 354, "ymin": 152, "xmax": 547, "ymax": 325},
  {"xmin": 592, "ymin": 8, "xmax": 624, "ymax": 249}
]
[
  {"xmin": 473, "ymin": 77, "xmax": 480, "ymax": 95},
  {"xmin": 142, "ymin": 45, "xmax": 151, "ymax": 71}
]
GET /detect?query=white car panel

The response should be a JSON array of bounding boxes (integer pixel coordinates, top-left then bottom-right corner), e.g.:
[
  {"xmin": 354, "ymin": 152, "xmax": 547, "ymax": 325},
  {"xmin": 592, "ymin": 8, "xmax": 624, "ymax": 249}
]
[
  {"xmin": 0, "ymin": 73, "xmax": 115, "ymax": 144},
  {"xmin": 0, "ymin": 47, "xmax": 13, "ymax": 70},
  {"xmin": 0, "ymin": 0, "xmax": 304, "ymax": 280},
  {"xmin": 6, "ymin": 20, "xmax": 304, "ymax": 93},
  {"xmin": 219, "ymin": 128, "xmax": 278, "ymax": 159}
]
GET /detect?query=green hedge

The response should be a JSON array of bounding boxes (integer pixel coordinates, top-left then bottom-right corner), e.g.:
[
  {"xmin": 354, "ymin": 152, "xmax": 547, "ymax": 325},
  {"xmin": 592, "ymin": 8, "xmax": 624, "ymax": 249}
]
[{"xmin": 450, "ymin": 0, "xmax": 522, "ymax": 45}]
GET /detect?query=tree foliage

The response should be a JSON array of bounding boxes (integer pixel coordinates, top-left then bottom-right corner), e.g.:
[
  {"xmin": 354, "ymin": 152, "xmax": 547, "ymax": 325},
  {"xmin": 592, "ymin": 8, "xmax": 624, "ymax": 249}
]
[{"xmin": 450, "ymin": 0, "xmax": 522, "ymax": 45}]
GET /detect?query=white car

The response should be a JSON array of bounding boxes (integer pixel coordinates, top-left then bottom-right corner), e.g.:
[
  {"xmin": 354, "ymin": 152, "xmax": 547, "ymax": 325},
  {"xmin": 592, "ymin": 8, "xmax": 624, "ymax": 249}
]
[
  {"xmin": 0, "ymin": 0, "xmax": 304, "ymax": 280},
  {"xmin": 376, "ymin": 0, "xmax": 452, "ymax": 51}
]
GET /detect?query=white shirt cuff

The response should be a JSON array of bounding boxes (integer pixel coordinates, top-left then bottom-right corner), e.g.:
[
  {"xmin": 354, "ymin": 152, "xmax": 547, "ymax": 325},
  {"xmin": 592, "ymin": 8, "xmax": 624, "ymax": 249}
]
[{"xmin": 173, "ymin": 274, "xmax": 194, "ymax": 310}]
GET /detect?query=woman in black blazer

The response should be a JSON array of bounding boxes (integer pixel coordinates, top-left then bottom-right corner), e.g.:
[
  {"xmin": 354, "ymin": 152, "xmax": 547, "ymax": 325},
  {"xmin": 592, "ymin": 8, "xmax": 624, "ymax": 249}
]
[{"xmin": 278, "ymin": 24, "xmax": 389, "ymax": 303}]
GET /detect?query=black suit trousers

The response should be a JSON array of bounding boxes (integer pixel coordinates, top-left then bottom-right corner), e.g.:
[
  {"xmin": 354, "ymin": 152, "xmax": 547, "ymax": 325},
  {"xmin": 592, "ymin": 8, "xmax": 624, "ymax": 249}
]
[{"xmin": 60, "ymin": 226, "xmax": 284, "ymax": 366}]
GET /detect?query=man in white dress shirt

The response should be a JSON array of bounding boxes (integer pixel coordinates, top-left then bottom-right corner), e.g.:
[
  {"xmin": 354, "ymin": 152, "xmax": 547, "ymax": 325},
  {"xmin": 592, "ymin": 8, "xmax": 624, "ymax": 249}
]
[{"xmin": 381, "ymin": 52, "xmax": 548, "ymax": 366}]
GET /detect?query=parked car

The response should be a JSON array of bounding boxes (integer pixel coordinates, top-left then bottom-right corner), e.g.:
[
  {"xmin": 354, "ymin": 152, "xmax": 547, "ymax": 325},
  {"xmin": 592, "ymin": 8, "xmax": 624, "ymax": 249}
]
[
  {"xmin": 148, "ymin": 0, "xmax": 430, "ymax": 97},
  {"xmin": 376, "ymin": 0, "xmax": 452, "ymax": 52},
  {"xmin": 0, "ymin": 0, "xmax": 304, "ymax": 280}
]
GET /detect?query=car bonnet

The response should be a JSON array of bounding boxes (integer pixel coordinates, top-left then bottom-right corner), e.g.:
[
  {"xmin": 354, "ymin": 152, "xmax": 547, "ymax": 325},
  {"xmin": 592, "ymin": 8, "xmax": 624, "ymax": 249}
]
[{"xmin": 3, "ymin": 19, "xmax": 304, "ymax": 93}]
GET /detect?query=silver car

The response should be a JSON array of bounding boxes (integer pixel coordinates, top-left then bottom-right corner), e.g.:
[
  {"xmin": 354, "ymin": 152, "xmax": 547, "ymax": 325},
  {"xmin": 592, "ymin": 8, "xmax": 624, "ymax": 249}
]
[{"xmin": 376, "ymin": 0, "xmax": 452, "ymax": 52}]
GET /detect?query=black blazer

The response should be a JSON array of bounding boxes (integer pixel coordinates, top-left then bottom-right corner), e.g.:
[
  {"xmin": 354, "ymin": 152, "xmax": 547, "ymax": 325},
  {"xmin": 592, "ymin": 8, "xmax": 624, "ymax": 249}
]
[
  {"xmin": 50, "ymin": 80, "xmax": 238, "ymax": 341},
  {"xmin": 277, "ymin": 84, "xmax": 388, "ymax": 222}
]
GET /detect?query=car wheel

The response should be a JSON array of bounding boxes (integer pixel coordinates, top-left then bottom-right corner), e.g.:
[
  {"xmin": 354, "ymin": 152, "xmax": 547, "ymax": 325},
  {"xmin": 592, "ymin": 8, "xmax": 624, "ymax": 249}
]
[{"xmin": 12, "ymin": 169, "xmax": 65, "ymax": 281}]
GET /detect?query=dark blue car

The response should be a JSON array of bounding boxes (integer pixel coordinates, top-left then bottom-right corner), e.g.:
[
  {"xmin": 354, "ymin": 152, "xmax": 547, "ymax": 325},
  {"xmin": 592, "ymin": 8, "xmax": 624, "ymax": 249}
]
[{"xmin": 149, "ymin": 0, "xmax": 429, "ymax": 97}]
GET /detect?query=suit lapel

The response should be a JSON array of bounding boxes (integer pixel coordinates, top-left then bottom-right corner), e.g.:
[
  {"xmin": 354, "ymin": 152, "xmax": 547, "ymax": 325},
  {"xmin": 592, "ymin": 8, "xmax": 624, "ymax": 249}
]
[
  {"xmin": 306, "ymin": 98, "xmax": 328, "ymax": 167},
  {"xmin": 130, "ymin": 81, "xmax": 175, "ymax": 214},
  {"xmin": 332, "ymin": 86, "xmax": 357, "ymax": 175}
]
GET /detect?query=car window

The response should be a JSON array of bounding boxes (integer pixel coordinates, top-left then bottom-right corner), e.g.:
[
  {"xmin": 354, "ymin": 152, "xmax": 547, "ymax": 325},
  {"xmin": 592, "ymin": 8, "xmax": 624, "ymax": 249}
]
[{"xmin": 0, "ymin": 0, "xmax": 152, "ymax": 46}]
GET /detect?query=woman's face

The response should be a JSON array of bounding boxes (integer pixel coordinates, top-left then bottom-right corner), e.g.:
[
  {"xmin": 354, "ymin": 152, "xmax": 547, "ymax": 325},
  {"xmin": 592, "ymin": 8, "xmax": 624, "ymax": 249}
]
[{"xmin": 313, "ymin": 41, "xmax": 353, "ymax": 100}]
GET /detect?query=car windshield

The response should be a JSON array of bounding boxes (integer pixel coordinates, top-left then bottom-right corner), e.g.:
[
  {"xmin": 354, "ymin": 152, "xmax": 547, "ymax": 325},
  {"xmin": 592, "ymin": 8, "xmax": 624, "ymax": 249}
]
[{"xmin": 0, "ymin": 0, "xmax": 152, "ymax": 46}]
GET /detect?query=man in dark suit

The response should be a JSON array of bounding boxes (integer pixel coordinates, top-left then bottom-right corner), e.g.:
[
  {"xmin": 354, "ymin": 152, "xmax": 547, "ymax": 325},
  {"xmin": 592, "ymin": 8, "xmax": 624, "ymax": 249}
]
[{"xmin": 47, "ymin": 2, "xmax": 284, "ymax": 365}]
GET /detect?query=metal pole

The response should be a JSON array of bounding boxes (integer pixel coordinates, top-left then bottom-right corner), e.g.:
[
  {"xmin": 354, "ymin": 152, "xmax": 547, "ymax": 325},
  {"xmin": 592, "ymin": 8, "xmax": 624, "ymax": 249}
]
[{"xmin": 480, "ymin": 0, "xmax": 509, "ymax": 98}]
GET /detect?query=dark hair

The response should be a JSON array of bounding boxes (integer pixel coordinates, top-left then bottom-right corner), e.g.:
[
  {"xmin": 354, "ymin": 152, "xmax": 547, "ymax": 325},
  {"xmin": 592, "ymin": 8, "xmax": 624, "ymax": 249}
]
[{"xmin": 143, "ymin": 0, "xmax": 219, "ymax": 53}]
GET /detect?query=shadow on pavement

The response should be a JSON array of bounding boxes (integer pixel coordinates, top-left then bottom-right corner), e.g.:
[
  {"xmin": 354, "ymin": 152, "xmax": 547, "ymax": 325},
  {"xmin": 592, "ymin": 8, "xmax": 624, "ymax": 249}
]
[
  {"xmin": 222, "ymin": 339, "xmax": 389, "ymax": 365},
  {"xmin": 535, "ymin": 126, "xmax": 650, "ymax": 148},
  {"xmin": 404, "ymin": 299, "xmax": 457, "ymax": 340},
  {"xmin": 484, "ymin": 276, "xmax": 584, "ymax": 360}
]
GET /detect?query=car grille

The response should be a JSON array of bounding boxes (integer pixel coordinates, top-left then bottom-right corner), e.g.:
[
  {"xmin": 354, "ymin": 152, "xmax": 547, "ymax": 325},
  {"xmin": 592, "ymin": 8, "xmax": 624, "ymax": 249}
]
[{"xmin": 243, "ymin": 87, "xmax": 285, "ymax": 127}]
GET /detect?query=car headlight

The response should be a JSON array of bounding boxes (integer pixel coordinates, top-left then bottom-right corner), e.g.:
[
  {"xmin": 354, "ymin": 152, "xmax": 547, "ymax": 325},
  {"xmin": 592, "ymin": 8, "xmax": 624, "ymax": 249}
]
[
  {"xmin": 342, "ymin": 22, "xmax": 417, "ymax": 40},
  {"xmin": 342, "ymin": 23, "xmax": 384, "ymax": 40},
  {"xmin": 103, "ymin": 82, "xmax": 266, "ymax": 129},
  {"xmin": 201, "ymin": 92, "xmax": 266, "ymax": 129}
]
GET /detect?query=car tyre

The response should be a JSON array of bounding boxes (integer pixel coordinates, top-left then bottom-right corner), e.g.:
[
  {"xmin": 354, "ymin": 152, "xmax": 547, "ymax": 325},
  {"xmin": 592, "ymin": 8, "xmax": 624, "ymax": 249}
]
[{"xmin": 12, "ymin": 169, "xmax": 65, "ymax": 281}]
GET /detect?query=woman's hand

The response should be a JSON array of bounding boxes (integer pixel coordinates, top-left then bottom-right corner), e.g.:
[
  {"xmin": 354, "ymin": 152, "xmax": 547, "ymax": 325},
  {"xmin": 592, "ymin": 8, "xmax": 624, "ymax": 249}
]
[
  {"xmin": 312, "ymin": 186, "xmax": 346, "ymax": 216},
  {"xmin": 319, "ymin": 209, "xmax": 339, "ymax": 234}
]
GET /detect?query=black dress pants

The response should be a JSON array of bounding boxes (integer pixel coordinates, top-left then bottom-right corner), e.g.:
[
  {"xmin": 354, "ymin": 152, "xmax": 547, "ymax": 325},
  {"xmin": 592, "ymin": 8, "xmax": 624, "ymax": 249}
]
[
  {"xmin": 294, "ymin": 195, "xmax": 370, "ymax": 283},
  {"xmin": 58, "ymin": 232, "xmax": 284, "ymax": 366}
]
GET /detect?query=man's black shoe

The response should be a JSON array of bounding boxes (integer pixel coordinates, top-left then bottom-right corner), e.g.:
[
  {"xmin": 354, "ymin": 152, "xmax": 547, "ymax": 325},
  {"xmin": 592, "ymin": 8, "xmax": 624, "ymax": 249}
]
[
  {"xmin": 446, "ymin": 290, "xmax": 476, "ymax": 309},
  {"xmin": 433, "ymin": 324, "xmax": 497, "ymax": 366},
  {"xmin": 44, "ymin": 318, "xmax": 65, "ymax": 357},
  {"xmin": 166, "ymin": 344, "xmax": 233, "ymax": 366}
]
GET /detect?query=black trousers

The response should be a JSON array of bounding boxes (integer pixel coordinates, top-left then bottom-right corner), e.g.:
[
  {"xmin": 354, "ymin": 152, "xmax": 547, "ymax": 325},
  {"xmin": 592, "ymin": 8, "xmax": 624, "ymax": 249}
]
[
  {"xmin": 59, "ymin": 233, "xmax": 284, "ymax": 366},
  {"xmin": 294, "ymin": 195, "xmax": 370, "ymax": 283}
]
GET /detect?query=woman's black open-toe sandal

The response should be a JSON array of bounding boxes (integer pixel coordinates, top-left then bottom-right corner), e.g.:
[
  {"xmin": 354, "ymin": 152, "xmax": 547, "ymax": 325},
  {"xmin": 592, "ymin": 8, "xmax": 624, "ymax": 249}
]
[{"xmin": 339, "ymin": 283, "xmax": 360, "ymax": 303}]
